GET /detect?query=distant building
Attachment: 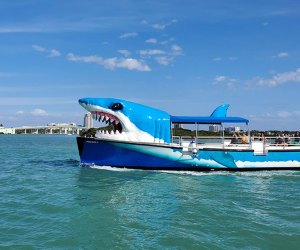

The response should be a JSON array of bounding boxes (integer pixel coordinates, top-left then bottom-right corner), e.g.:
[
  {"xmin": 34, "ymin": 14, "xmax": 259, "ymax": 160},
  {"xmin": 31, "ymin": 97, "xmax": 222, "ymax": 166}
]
[
  {"xmin": 84, "ymin": 112, "xmax": 93, "ymax": 129},
  {"xmin": 174, "ymin": 124, "xmax": 184, "ymax": 129},
  {"xmin": 0, "ymin": 127, "xmax": 15, "ymax": 134},
  {"xmin": 209, "ymin": 125, "xmax": 219, "ymax": 132},
  {"xmin": 47, "ymin": 122, "xmax": 77, "ymax": 126},
  {"xmin": 225, "ymin": 126, "xmax": 240, "ymax": 133}
]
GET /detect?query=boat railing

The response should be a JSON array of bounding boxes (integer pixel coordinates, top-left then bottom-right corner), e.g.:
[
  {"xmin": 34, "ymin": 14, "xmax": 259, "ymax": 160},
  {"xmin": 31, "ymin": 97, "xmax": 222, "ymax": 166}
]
[
  {"xmin": 262, "ymin": 136, "xmax": 300, "ymax": 148},
  {"xmin": 172, "ymin": 136, "xmax": 300, "ymax": 149},
  {"xmin": 172, "ymin": 136, "xmax": 236, "ymax": 148}
]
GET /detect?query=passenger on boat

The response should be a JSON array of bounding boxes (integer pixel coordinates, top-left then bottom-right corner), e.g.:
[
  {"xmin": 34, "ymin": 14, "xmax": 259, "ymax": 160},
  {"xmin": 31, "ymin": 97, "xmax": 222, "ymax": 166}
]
[
  {"xmin": 294, "ymin": 132, "xmax": 300, "ymax": 144},
  {"xmin": 275, "ymin": 135, "xmax": 283, "ymax": 145},
  {"xmin": 240, "ymin": 133, "xmax": 247, "ymax": 144},
  {"xmin": 230, "ymin": 133, "xmax": 238, "ymax": 144},
  {"xmin": 189, "ymin": 137, "xmax": 198, "ymax": 155},
  {"xmin": 284, "ymin": 134, "xmax": 291, "ymax": 145},
  {"xmin": 258, "ymin": 133, "xmax": 265, "ymax": 141}
]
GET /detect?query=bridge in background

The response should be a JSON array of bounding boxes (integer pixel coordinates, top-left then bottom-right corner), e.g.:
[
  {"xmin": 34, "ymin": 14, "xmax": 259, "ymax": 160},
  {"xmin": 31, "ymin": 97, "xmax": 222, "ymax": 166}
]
[{"xmin": 14, "ymin": 124, "xmax": 87, "ymax": 135}]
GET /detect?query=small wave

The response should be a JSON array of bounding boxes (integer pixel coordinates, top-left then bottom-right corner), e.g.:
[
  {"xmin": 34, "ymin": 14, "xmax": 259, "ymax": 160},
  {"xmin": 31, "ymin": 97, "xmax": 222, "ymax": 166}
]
[
  {"xmin": 81, "ymin": 164, "xmax": 300, "ymax": 178},
  {"xmin": 29, "ymin": 159, "xmax": 80, "ymax": 168},
  {"xmin": 83, "ymin": 165, "xmax": 231, "ymax": 176},
  {"xmin": 81, "ymin": 164, "xmax": 224, "ymax": 175},
  {"xmin": 149, "ymin": 169, "xmax": 300, "ymax": 178},
  {"xmin": 87, "ymin": 165, "xmax": 137, "ymax": 172},
  {"xmin": 231, "ymin": 170, "xmax": 300, "ymax": 178},
  {"xmin": 156, "ymin": 170, "xmax": 230, "ymax": 176}
]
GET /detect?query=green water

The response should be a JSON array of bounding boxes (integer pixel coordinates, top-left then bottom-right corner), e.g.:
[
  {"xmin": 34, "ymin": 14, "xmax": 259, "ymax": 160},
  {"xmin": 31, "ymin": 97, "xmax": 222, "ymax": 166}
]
[{"xmin": 0, "ymin": 135, "xmax": 299, "ymax": 249}]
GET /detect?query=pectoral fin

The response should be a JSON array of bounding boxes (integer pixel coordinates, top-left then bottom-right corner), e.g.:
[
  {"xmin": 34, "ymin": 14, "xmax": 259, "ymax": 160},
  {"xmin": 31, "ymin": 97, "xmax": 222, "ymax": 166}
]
[{"xmin": 207, "ymin": 151, "xmax": 237, "ymax": 168}]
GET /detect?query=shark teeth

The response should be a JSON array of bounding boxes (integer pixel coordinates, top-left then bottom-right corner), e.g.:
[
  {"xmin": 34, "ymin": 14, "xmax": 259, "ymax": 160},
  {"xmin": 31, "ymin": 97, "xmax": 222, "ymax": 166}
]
[{"xmin": 91, "ymin": 111, "xmax": 123, "ymax": 134}]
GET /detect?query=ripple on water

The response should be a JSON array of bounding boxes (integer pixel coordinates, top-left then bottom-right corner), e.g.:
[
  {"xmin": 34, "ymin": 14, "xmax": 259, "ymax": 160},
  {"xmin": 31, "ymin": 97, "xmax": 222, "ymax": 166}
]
[{"xmin": 0, "ymin": 135, "xmax": 300, "ymax": 249}]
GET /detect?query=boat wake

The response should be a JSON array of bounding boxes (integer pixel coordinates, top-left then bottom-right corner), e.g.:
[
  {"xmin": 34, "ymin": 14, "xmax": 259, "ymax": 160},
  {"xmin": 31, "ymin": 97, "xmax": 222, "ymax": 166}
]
[
  {"xmin": 83, "ymin": 164, "xmax": 300, "ymax": 177},
  {"xmin": 88, "ymin": 165, "xmax": 137, "ymax": 172}
]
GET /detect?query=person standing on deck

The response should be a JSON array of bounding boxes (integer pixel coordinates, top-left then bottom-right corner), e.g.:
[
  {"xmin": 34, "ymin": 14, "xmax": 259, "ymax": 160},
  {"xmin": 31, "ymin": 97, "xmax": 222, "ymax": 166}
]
[{"xmin": 241, "ymin": 133, "xmax": 247, "ymax": 144}]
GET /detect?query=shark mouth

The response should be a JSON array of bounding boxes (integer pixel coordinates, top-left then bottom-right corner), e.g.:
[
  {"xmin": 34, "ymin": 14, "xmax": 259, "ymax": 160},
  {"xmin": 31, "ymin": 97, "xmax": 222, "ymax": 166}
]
[
  {"xmin": 91, "ymin": 111, "xmax": 123, "ymax": 135},
  {"xmin": 90, "ymin": 109, "xmax": 155, "ymax": 142}
]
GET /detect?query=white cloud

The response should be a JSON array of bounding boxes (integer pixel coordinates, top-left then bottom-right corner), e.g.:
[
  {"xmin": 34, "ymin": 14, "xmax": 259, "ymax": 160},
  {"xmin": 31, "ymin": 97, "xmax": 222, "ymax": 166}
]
[
  {"xmin": 152, "ymin": 24, "xmax": 166, "ymax": 30},
  {"xmin": 256, "ymin": 68, "xmax": 300, "ymax": 87},
  {"xmin": 155, "ymin": 56, "xmax": 173, "ymax": 66},
  {"xmin": 213, "ymin": 57, "xmax": 238, "ymax": 61},
  {"xmin": 111, "ymin": 58, "xmax": 151, "ymax": 71},
  {"xmin": 30, "ymin": 108, "xmax": 48, "ymax": 116},
  {"xmin": 214, "ymin": 75, "xmax": 226, "ymax": 82},
  {"xmin": 67, "ymin": 53, "xmax": 103, "ymax": 64},
  {"xmin": 170, "ymin": 44, "xmax": 183, "ymax": 55},
  {"xmin": 277, "ymin": 111, "xmax": 292, "ymax": 118},
  {"xmin": 118, "ymin": 50, "xmax": 131, "ymax": 57},
  {"xmin": 251, "ymin": 110, "xmax": 300, "ymax": 122},
  {"xmin": 214, "ymin": 75, "xmax": 237, "ymax": 87},
  {"xmin": 137, "ymin": 44, "xmax": 183, "ymax": 66},
  {"xmin": 273, "ymin": 52, "xmax": 289, "ymax": 58},
  {"xmin": 16, "ymin": 110, "xmax": 24, "ymax": 115},
  {"xmin": 48, "ymin": 49, "xmax": 61, "ymax": 57},
  {"xmin": 213, "ymin": 57, "xmax": 222, "ymax": 61},
  {"xmin": 145, "ymin": 38, "xmax": 157, "ymax": 44},
  {"xmin": 67, "ymin": 53, "xmax": 151, "ymax": 72},
  {"xmin": 137, "ymin": 43, "xmax": 184, "ymax": 68},
  {"xmin": 139, "ymin": 49, "xmax": 165, "ymax": 56},
  {"xmin": 275, "ymin": 110, "xmax": 300, "ymax": 119},
  {"xmin": 0, "ymin": 27, "xmax": 43, "ymax": 33},
  {"xmin": 33, "ymin": 44, "xmax": 61, "ymax": 58},
  {"xmin": 160, "ymin": 37, "xmax": 175, "ymax": 45},
  {"xmin": 151, "ymin": 19, "xmax": 177, "ymax": 30},
  {"xmin": 141, "ymin": 20, "xmax": 148, "ymax": 25},
  {"xmin": 32, "ymin": 44, "xmax": 46, "ymax": 52},
  {"xmin": 119, "ymin": 32, "xmax": 138, "ymax": 39}
]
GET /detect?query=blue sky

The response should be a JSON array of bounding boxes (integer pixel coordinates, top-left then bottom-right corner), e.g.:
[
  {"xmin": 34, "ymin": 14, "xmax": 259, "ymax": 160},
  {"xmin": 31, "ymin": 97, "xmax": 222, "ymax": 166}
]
[{"xmin": 0, "ymin": 0, "xmax": 300, "ymax": 130}]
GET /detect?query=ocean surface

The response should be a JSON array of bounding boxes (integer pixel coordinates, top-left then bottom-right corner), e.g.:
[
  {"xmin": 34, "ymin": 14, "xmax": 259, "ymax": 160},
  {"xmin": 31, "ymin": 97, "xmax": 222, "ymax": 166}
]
[{"xmin": 0, "ymin": 135, "xmax": 300, "ymax": 249}]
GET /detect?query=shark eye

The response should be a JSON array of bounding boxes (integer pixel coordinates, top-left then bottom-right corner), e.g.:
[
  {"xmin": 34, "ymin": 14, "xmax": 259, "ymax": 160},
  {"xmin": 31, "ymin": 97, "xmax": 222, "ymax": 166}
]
[{"xmin": 111, "ymin": 103, "xmax": 123, "ymax": 111}]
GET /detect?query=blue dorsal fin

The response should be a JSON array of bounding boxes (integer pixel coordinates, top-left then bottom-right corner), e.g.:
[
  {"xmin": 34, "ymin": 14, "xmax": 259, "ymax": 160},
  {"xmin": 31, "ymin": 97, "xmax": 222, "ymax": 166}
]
[{"xmin": 210, "ymin": 104, "xmax": 230, "ymax": 117}]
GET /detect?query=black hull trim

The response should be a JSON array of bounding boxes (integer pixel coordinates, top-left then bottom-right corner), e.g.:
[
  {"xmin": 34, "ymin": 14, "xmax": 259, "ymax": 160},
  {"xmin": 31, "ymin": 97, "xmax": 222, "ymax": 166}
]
[{"xmin": 80, "ymin": 164, "xmax": 300, "ymax": 172}]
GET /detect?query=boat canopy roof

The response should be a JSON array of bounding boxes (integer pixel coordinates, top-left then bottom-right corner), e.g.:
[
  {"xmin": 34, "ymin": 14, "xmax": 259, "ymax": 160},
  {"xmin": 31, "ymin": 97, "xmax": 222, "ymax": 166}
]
[
  {"xmin": 170, "ymin": 104, "xmax": 249, "ymax": 125},
  {"xmin": 170, "ymin": 116, "xmax": 249, "ymax": 125}
]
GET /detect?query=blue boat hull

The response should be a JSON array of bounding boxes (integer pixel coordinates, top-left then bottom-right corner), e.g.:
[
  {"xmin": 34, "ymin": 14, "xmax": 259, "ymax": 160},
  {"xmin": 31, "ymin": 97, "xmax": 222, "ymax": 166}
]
[{"xmin": 77, "ymin": 137, "xmax": 300, "ymax": 171}]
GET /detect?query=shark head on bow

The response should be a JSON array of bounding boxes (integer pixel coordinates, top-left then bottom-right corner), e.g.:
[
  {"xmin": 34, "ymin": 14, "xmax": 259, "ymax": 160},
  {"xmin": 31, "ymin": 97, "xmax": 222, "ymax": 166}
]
[{"xmin": 79, "ymin": 98, "xmax": 171, "ymax": 143}]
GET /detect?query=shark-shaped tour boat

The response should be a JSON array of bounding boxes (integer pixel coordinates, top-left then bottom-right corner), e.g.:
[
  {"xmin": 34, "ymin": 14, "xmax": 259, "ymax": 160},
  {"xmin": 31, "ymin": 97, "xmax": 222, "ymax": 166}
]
[{"xmin": 77, "ymin": 98, "xmax": 300, "ymax": 171}]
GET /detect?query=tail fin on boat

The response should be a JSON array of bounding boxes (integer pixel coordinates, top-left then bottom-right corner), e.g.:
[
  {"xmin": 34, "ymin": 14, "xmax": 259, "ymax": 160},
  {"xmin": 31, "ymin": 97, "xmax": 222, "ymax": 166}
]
[{"xmin": 210, "ymin": 104, "xmax": 230, "ymax": 118}]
